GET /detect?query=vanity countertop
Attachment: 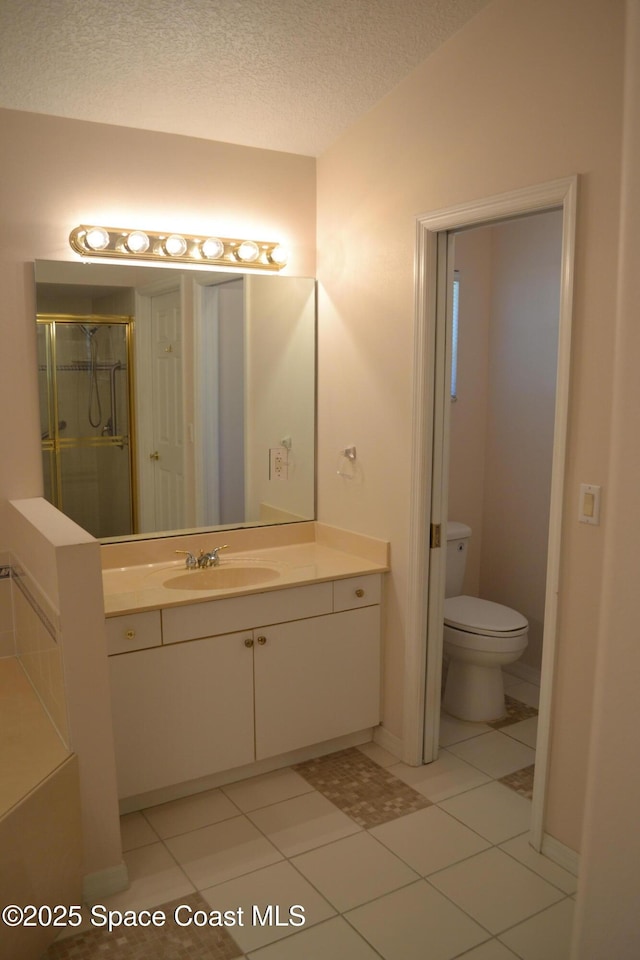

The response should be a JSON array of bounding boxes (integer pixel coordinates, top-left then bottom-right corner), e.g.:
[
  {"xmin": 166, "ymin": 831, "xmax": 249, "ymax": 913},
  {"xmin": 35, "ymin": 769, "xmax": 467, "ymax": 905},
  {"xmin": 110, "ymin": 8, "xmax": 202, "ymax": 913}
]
[{"xmin": 102, "ymin": 522, "xmax": 389, "ymax": 616}]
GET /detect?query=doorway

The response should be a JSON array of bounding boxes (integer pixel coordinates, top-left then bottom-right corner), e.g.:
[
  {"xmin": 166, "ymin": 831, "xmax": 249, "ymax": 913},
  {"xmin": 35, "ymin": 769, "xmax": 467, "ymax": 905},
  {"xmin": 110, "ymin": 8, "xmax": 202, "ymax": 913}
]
[
  {"xmin": 404, "ymin": 178, "xmax": 577, "ymax": 851},
  {"xmin": 148, "ymin": 287, "xmax": 185, "ymax": 532},
  {"xmin": 135, "ymin": 281, "xmax": 188, "ymax": 534}
]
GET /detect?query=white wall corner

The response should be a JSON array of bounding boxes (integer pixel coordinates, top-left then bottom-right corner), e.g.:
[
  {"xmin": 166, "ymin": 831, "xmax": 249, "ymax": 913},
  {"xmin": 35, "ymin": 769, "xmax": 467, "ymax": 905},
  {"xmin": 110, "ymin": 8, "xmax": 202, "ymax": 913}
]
[
  {"xmin": 541, "ymin": 833, "xmax": 580, "ymax": 878},
  {"xmin": 373, "ymin": 723, "xmax": 403, "ymax": 761}
]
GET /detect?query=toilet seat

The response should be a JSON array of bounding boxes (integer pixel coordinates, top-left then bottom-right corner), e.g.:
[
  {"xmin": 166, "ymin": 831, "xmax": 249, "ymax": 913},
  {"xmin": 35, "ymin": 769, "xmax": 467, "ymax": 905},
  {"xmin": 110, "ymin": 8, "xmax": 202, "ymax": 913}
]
[{"xmin": 444, "ymin": 595, "xmax": 528, "ymax": 638}]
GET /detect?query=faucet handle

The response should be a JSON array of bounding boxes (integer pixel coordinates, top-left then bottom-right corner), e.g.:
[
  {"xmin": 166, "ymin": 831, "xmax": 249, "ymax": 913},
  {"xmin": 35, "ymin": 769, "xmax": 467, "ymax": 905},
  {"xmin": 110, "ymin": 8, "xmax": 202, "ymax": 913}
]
[
  {"xmin": 175, "ymin": 550, "xmax": 198, "ymax": 569},
  {"xmin": 199, "ymin": 544, "xmax": 230, "ymax": 566}
]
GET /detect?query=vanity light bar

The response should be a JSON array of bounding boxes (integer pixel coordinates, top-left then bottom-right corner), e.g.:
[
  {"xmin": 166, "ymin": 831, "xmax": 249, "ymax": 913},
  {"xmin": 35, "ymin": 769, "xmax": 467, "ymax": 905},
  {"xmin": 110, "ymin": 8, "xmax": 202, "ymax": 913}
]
[{"xmin": 69, "ymin": 225, "xmax": 288, "ymax": 271}]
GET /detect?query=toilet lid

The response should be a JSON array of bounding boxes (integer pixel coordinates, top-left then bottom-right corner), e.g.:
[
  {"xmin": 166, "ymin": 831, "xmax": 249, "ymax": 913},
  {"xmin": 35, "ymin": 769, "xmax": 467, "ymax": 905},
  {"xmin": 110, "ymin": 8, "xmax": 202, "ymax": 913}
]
[{"xmin": 444, "ymin": 595, "xmax": 528, "ymax": 635}]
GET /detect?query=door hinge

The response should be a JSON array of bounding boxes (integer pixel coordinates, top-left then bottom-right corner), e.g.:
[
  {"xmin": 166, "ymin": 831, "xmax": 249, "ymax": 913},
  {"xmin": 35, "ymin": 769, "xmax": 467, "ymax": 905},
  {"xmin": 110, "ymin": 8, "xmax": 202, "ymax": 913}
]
[{"xmin": 430, "ymin": 523, "xmax": 442, "ymax": 549}]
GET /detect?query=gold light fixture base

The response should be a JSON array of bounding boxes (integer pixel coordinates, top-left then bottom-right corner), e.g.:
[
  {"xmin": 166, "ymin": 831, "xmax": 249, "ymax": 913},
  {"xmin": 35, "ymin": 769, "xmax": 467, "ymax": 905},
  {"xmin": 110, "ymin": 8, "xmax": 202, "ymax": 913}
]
[{"xmin": 69, "ymin": 225, "xmax": 288, "ymax": 271}]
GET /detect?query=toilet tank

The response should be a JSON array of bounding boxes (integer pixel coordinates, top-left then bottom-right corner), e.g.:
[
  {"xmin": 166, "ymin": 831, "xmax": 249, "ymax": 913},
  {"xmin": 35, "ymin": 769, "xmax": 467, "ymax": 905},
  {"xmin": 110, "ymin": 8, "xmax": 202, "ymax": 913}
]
[{"xmin": 445, "ymin": 522, "xmax": 472, "ymax": 598}]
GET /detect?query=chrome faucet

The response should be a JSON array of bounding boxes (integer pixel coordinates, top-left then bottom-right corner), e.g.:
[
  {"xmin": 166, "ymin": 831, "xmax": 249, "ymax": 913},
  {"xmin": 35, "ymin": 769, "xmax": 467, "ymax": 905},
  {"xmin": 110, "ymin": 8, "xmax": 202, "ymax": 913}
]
[
  {"xmin": 198, "ymin": 545, "xmax": 229, "ymax": 567},
  {"xmin": 175, "ymin": 545, "xmax": 229, "ymax": 569}
]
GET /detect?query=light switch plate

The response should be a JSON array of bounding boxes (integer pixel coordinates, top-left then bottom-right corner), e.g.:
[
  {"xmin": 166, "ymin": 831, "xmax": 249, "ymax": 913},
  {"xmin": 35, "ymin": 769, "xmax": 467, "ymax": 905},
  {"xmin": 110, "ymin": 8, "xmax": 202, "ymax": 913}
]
[{"xmin": 579, "ymin": 483, "xmax": 601, "ymax": 525}]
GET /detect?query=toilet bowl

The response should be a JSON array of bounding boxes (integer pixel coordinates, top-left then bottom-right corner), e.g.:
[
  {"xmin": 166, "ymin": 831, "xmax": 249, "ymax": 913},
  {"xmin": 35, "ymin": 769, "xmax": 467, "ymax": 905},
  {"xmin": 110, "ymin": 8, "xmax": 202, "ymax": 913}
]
[
  {"xmin": 443, "ymin": 595, "xmax": 528, "ymax": 722},
  {"xmin": 442, "ymin": 523, "xmax": 529, "ymax": 722}
]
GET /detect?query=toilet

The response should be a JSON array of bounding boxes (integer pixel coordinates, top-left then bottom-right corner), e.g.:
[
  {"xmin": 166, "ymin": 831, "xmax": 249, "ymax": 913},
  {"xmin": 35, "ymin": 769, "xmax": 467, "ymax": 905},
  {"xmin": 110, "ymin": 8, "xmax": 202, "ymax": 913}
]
[{"xmin": 442, "ymin": 522, "xmax": 528, "ymax": 722}]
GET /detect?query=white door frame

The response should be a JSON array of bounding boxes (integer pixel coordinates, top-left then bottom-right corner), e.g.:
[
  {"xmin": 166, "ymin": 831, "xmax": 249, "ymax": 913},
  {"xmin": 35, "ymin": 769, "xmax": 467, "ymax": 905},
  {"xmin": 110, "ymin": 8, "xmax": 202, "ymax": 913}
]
[
  {"xmin": 403, "ymin": 176, "xmax": 577, "ymax": 850},
  {"xmin": 193, "ymin": 281, "xmax": 222, "ymax": 527}
]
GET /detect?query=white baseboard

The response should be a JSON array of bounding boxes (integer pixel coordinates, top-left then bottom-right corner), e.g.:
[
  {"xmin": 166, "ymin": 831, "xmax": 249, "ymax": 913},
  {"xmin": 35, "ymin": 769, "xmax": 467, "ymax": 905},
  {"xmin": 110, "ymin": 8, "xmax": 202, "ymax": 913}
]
[
  {"xmin": 504, "ymin": 662, "xmax": 542, "ymax": 687},
  {"xmin": 373, "ymin": 724, "xmax": 403, "ymax": 761},
  {"xmin": 83, "ymin": 862, "xmax": 129, "ymax": 903},
  {"xmin": 541, "ymin": 833, "xmax": 580, "ymax": 877}
]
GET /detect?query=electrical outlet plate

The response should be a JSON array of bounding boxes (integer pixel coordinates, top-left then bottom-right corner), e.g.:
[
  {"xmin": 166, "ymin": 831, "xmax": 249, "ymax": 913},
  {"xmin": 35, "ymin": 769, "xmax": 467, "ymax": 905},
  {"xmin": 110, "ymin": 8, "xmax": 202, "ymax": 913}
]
[{"xmin": 269, "ymin": 446, "xmax": 288, "ymax": 480}]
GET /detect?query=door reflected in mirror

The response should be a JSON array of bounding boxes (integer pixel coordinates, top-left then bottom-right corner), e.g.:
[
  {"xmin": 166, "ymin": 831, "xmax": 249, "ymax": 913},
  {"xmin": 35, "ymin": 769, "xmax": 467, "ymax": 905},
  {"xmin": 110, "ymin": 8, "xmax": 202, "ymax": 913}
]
[{"xmin": 35, "ymin": 260, "xmax": 316, "ymax": 541}]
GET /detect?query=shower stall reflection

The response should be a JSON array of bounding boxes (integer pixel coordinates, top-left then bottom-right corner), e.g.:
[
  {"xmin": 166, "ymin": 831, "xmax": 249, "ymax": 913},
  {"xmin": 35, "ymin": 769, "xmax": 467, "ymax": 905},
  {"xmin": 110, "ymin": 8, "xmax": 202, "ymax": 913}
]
[{"xmin": 38, "ymin": 316, "xmax": 134, "ymax": 539}]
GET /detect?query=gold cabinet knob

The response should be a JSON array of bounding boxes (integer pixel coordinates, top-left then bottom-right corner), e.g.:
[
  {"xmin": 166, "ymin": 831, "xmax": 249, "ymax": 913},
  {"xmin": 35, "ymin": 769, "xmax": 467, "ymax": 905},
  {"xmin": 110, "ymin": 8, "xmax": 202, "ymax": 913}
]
[
  {"xmin": 257, "ymin": 635, "xmax": 267, "ymax": 645},
  {"xmin": 355, "ymin": 589, "xmax": 365, "ymax": 598},
  {"xmin": 244, "ymin": 638, "xmax": 254, "ymax": 648},
  {"xmin": 125, "ymin": 629, "xmax": 136, "ymax": 640},
  {"xmin": 149, "ymin": 451, "xmax": 160, "ymax": 461}
]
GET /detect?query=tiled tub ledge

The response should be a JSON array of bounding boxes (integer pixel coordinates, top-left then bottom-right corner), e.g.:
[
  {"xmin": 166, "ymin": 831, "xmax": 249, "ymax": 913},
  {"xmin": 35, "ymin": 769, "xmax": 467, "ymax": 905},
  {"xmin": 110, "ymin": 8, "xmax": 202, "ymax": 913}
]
[
  {"xmin": 0, "ymin": 658, "xmax": 83, "ymax": 960},
  {"xmin": 0, "ymin": 657, "xmax": 69, "ymax": 815}
]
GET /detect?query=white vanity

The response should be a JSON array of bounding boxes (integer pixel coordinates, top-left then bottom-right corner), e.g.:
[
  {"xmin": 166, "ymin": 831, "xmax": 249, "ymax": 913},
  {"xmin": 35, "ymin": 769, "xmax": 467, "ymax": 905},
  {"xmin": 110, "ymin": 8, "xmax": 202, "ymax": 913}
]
[{"xmin": 102, "ymin": 522, "xmax": 389, "ymax": 806}]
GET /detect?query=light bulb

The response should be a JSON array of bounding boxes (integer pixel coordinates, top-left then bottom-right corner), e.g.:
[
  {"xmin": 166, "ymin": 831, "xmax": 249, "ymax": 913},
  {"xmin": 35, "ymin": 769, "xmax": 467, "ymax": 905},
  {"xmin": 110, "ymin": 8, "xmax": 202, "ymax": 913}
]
[
  {"xmin": 268, "ymin": 244, "xmax": 288, "ymax": 266},
  {"xmin": 84, "ymin": 227, "xmax": 110, "ymax": 251},
  {"xmin": 125, "ymin": 231, "xmax": 150, "ymax": 254},
  {"xmin": 164, "ymin": 234, "xmax": 187, "ymax": 257},
  {"xmin": 235, "ymin": 240, "xmax": 260, "ymax": 263},
  {"xmin": 201, "ymin": 237, "xmax": 225, "ymax": 259}
]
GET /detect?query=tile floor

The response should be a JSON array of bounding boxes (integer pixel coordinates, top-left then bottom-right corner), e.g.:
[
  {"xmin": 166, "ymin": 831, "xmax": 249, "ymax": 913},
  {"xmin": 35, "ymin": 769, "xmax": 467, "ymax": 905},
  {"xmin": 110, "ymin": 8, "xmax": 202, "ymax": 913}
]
[{"xmin": 45, "ymin": 675, "xmax": 577, "ymax": 959}]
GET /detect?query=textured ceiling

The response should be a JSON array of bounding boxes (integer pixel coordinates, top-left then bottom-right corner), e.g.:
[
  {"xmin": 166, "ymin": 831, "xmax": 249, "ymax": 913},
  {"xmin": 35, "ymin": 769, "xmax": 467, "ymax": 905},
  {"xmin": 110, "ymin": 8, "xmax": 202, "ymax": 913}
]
[{"xmin": 0, "ymin": 0, "xmax": 489, "ymax": 156}]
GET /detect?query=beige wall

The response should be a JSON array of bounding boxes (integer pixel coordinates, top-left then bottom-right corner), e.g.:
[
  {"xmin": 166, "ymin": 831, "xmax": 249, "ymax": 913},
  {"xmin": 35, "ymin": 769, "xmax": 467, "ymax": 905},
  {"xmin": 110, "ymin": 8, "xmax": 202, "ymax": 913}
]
[
  {"xmin": 317, "ymin": 0, "xmax": 624, "ymax": 852},
  {"xmin": 448, "ymin": 228, "xmax": 492, "ymax": 596},
  {"xmin": 572, "ymin": 2, "xmax": 640, "ymax": 954},
  {"xmin": 244, "ymin": 275, "xmax": 316, "ymax": 522},
  {"xmin": 484, "ymin": 212, "xmax": 562, "ymax": 671},
  {"xmin": 0, "ymin": 107, "xmax": 316, "ymax": 515}
]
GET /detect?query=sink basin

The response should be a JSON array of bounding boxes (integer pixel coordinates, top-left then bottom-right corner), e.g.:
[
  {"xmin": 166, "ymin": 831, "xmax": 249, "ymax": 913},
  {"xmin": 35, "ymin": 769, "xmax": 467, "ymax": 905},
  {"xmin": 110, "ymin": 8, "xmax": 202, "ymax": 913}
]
[{"xmin": 162, "ymin": 565, "xmax": 281, "ymax": 591}]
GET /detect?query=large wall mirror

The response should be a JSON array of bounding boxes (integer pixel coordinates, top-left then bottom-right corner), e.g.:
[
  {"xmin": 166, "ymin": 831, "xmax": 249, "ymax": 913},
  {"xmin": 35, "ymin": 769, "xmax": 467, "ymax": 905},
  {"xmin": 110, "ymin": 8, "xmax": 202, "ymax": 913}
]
[{"xmin": 35, "ymin": 260, "xmax": 316, "ymax": 542}]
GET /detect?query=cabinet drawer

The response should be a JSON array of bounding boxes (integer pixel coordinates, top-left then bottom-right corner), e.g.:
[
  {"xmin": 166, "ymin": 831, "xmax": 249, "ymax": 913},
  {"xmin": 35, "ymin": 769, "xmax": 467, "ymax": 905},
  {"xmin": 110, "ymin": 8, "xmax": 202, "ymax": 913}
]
[
  {"xmin": 106, "ymin": 610, "xmax": 162, "ymax": 655},
  {"xmin": 333, "ymin": 574, "xmax": 381, "ymax": 612},
  {"xmin": 162, "ymin": 581, "xmax": 333, "ymax": 644}
]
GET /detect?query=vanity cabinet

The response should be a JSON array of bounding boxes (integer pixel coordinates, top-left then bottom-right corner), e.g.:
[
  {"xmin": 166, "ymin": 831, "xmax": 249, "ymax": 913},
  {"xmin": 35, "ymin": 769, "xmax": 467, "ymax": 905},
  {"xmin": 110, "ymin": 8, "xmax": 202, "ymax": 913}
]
[
  {"xmin": 107, "ymin": 575, "xmax": 381, "ymax": 799},
  {"xmin": 109, "ymin": 632, "xmax": 255, "ymax": 798}
]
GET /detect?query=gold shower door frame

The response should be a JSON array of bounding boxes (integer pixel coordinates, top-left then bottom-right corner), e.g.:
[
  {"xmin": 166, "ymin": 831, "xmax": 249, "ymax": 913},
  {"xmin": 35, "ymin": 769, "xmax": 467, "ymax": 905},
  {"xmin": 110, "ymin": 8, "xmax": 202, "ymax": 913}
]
[{"xmin": 37, "ymin": 314, "xmax": 138, "ymax": 535}]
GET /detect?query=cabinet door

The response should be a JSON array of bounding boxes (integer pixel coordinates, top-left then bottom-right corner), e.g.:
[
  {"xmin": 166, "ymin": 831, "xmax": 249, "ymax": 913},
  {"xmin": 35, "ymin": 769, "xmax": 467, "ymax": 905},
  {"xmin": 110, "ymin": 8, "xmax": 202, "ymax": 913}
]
[
  {"xmin": 254, "ymin": 607, "xmax": 381, "ymax": 760},
  {"xmin": 109, "ymin": 633, "xmax": 254, "ymax": 798}
]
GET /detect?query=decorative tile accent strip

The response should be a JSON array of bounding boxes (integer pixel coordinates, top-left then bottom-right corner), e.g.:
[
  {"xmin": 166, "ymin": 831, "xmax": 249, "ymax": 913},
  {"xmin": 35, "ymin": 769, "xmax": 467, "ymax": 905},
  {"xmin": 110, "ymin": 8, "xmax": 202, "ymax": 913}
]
[
  {"xmin": 489, "ymin": 695, "xmax": 538, "ymax": 729},
  {"xmin": 293, "ymin": 746, "xmax": 430, "ymax": 828},
  {"xmin": 499, "ymin": 764, "xmax": 535, "ymax": 800},
  {"xmin": 44, "ymin": 893, "xmax": 242, "ymax": 959}
]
